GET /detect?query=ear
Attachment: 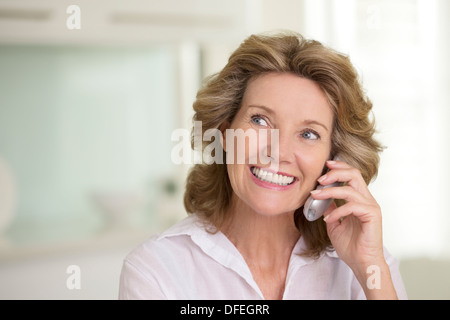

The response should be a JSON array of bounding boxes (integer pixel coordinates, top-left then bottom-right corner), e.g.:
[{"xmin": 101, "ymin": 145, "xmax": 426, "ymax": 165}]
[{"xmin": 219, "ymin": 121, "xmax": 230, "ymax": 151}]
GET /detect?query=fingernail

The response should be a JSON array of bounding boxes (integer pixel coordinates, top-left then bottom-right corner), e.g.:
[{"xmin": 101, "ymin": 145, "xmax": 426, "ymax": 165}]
[
  {"xmin": 323, "ymin": 215, "xmax": 329, "ymax": 222},
  {"xmin": 318, "ymin": 174, "xmax": 327, "ymax": 183},
  {"xmin": 327, "ymin": 160, "xmax": 336, "ymax": 165},
  {"xmin": 310, "ymin": 190, "xmax": 321, "ymax": 195}
]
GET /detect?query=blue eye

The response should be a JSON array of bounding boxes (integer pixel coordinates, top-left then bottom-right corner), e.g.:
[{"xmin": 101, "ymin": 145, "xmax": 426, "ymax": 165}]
[
  {"xmin": 251, "ymin": 115, "xmax": 268, "ymax": 127},
  {"xmin": 301, "ymin": 130, "xmax": 320, "ymax": 140}
]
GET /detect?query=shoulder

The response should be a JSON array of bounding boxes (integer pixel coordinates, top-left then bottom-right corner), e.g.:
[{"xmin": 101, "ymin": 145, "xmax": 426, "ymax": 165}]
[
  {"xmin": 124, "ymin": 214, "xmax": 204, "ymax": 266},
  {"xmin": 119, "ymin": 214, "xmax": 209, "ymax": 299}
]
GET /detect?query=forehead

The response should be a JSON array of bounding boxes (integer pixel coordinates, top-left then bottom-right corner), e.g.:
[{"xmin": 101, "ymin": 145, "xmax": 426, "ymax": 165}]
[{"xmin": 242, "ymin": 73, "xmax": 333, "ymax": 124}]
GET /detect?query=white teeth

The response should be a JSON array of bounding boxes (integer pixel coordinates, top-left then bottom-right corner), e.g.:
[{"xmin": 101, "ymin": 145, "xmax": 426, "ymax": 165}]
[{"xmin": 251, "ymin": 167, "xmax": 295, "ymax": 186}]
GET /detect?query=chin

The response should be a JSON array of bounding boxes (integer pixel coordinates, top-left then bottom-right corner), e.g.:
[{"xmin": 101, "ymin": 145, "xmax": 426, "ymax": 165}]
[{"xmin": 247, "ymin": 198, "xmax": 300, "ymax": 217}]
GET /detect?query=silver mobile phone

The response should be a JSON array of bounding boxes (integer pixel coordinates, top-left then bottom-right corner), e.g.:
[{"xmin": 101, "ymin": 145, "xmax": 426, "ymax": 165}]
[{"xmin": 303, "ymin": 156, "xmax": 342, "ymax": 222}]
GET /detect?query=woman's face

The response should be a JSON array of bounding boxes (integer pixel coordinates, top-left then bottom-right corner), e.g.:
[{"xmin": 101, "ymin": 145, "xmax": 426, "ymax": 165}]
[{"xmin": 224, "ymin": 72, "xmax": 334, "ymax": 216}]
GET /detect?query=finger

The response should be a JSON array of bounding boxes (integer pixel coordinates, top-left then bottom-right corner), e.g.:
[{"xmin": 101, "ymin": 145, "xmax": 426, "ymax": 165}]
[
  {"xmin": 310, "ymin": 185, "xmax": 368, "ymax": 204},
  {"xmin": 319, "ymin": 163, "xmax": 364, "ymax": 186},
  {"xmin": 323, "ymin": 201, "xmax": 380, "ymax": 224},
  {"xmin": 325, "ymin": 159, "xmax": 353, "ymax": 169},
  {"xmin": 326, "ymin": 159, "xmax": 365, "ymax": 176},
  {"xmin": 318, "ymin": 166, "xmax": 371, "ymax": 198}
]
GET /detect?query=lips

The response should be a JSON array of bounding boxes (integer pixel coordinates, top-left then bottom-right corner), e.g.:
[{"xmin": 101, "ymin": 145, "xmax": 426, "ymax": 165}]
[{"xmin": 250, "ymin": 166, "xmax": 296, "ymax": 186}]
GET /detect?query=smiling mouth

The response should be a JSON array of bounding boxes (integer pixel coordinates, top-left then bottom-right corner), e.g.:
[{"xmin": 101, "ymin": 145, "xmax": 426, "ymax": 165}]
[{"xmin": 250, "ymin": 166, "xmax": 296, "ymax": 186}]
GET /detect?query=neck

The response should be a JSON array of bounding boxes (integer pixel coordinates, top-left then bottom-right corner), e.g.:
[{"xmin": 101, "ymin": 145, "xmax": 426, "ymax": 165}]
[{"xmin": 221, "ymin": 197, "xmax": 301, "ymax": 268}]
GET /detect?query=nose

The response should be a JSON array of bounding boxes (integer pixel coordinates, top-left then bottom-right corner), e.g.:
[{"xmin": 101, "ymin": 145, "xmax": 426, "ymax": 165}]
[
  {"xmin": 276, "ymin": 130, "xmax": 296, "ymax": 164},
  {"xmin": 261, "ymin": 129, "xmax": 295, "ymax": 169}
]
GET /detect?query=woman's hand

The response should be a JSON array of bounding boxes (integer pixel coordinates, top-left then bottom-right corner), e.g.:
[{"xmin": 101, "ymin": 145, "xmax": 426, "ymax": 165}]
[{"xmin": 310, "ymin": 159, "xmax": 398, "ymax": 299}]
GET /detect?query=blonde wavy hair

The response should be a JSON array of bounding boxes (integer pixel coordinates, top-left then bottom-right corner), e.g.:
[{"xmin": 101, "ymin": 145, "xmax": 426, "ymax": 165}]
[{"xmin": 184, "ymin": 31, "xmax": 383, "ymax": 257}]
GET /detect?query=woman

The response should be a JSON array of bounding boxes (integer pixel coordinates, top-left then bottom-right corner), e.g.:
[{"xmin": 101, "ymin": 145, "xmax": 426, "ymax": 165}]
[{"xmin": 119, "ymin": 32, "xmax": 407, "ymax": 299}]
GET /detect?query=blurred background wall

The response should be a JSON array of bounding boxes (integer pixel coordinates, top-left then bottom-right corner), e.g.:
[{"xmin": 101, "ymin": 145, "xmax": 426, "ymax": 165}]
[{"xmin": 0, "ymin": 0, "xmax": 449, "ymax": 299}]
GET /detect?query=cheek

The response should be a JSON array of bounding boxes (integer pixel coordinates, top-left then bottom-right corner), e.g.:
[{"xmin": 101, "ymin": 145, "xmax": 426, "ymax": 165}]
[
  {"xmin": 226, "ymin": 163, "xmax": 248, "ymax": 199},
  {"xmin": 296, "ymin": 150, "xmax": 330, "ymax": 185},
  {"xmin": 224, "ymin": 129, "xmax": 265, "ymax": 165}
]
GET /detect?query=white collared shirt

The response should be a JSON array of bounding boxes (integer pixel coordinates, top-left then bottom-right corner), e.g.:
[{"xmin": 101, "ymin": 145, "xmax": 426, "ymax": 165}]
[{"xmin": 119, "ymin": 214, "xmax": 407, "ymax": 299}]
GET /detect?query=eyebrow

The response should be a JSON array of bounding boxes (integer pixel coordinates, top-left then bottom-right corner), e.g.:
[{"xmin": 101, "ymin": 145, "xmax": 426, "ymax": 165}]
[
  {"xmin": 247, "ymin": 104, "xmax": 276, "ymax": 116},
  {"xmin": 303, "ymin": 119, "xmax": 330, "ymax": 132},
  {"xmin": 247, "ymin": 104, "xmax": 330, "ymax": 132}
]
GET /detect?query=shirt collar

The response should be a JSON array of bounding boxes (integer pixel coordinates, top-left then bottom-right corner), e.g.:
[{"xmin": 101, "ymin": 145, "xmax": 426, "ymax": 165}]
[
  {"xmin": 157, "ymin": 214, "xmax": 339, "ymax": 298},
  {"xmin": 158, "ymin": 214, "xmax": 339, "ymax": 262},
  {"xmin": 157, "ymin": 214, "xmax": 252, "ymax": 274},
  {"xmin": 158, "ymin": 214, "xmax": 263, "ymax": 296},
  {"xmin": 156, "ymin": 214, "xmax": 202, "ymax": 240},
  {"xmin": 157, "ymin": 215, "xmax": 246, "ymax": 270}
]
